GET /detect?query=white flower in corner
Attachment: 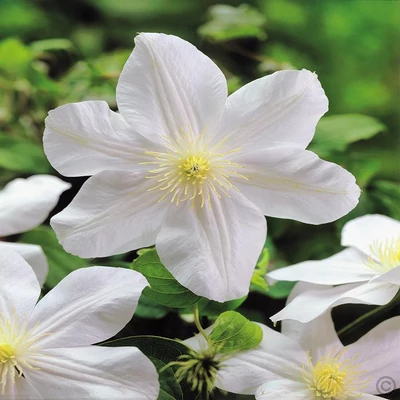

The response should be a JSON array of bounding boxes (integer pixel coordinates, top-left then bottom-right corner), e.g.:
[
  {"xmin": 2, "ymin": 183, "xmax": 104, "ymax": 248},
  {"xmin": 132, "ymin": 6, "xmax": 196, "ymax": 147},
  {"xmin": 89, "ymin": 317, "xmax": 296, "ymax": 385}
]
[
  {"xmin": 0, "ymin": 249, "xmax": 159, "ymax": 399},
  {"xmin": 44, "ymin": 32, "xmax": 360, "ymax": 302},
  {"xmin": 212, "ymin": 308, "xmax": 400, "ymax": 399},
  {"xmin": 0, "ymin": 175, "xmax": 70, "ymax": 285},
  {"xmin": 268, "ymin": 214, "xmax": 400, "ymax": 323}
]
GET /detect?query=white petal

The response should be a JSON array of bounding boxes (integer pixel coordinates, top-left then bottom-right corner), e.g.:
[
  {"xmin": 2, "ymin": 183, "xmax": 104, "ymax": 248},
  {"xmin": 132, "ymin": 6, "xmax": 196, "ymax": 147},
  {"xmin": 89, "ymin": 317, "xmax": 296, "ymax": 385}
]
[
  {"xmin": 281, "ymin": 282, "xmax": 343, "ymax": 360},
  {"xmin": 0, "ymin": 248, "xmax": 40, "ymax": 320},
  {"xmin": 156, "ymin": 192, "xmax": 266, "ymax": 301},
  {"xmin": 28, "ymin": 267, "xmax": 148, "ymax": 348},
  {"xmin": 0, "ymin": 175, "xmax": 70, "ymax": 236},
  {"xmin": 271, "ymin": 282, "xmax": 399, "ymax": 323},
  {"xmin": 217, "ymin": 324, "xmax": 307, "ymax": 394},
  {"xmin": 341, "ymin": 214, "xmax": 400, "ymax": 256},
  {"xmin": 344, "ymin": 316, "xmax": 400, "ymax": 394},
  {"xmin": 268, "ymin": 248, "xmax": 375, "ymax": 285},
  {"xmin": 51, "ymin": 170, "xmax": 167, "ymax": 258},
  {"xmin": 26, "ymin": 346, "xmax": 159, "ymax": 399},
  {"xmin": 232, "ymin": 148, "xmax": 360, "ymax": 224},
  {"xmin": 371, "ymin": 265, "xmax": 400, "ymax": 284},
  {"xmin": 44, "ymin": 101, "xmax": 160, "ymax": 177},
  {"xmin": 116, "ymin": 33, "xmax": 227, "ymax": 141},
  {"xmin": 0, "ymin": 242, "xmax": 48, "ymax": 286},
  {"xmin": 213, "ymin": 69, "xmax": 328, "ymax": 152},
  {"xmin": 255, "ymin": 380, "xmax": 310, "ymax": 400},
  {"xmin": 3, "ymin": 375, "xmax": 43, "ymax": 399}
]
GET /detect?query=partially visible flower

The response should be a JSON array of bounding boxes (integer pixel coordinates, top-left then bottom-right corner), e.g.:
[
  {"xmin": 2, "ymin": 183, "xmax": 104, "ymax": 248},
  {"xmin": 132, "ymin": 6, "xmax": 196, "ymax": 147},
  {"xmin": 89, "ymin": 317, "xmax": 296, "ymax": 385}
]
[
  {"xmin": 0, "ymin": 248, "xmax": 159, "ymax": 399},
  {"xmin": 0, "ymin": 175, "xmax": 70, "ymax": 285},
  {"xmin": 44, "ymin": 32, "xmax": 360, "ymax": 302},
  {"xmin": 268, "ymin": 214, "xmax": 400, "ymax": 323},
  {"xmin": 210, "ymin": 300, "xmax": 400, "ymax": 398}
]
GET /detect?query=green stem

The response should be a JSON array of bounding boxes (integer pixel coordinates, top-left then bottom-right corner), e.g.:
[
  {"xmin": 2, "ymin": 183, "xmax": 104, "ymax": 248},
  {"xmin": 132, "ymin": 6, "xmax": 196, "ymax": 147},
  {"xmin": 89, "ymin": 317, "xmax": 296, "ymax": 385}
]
[
  {"xmin": 194, "ymin": 304, "xmax": 209, "ymax": 341},
  {"xmin": 338, "ymin": 290, "xmax": 400, "ymax": 336}
]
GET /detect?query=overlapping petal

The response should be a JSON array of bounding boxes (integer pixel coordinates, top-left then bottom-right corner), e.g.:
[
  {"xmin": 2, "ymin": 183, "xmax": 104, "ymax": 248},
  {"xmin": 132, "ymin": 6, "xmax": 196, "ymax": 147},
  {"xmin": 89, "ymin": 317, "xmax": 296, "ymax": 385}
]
[
  {"xmin": 26, "ymin": 346, "xmax": 159, "ymax": 399},
  {"xmin": 217, "ymin": 324, "xmax": 307, "ymax": 394},
  {"xmin": 28, "ymin": 267, "xmax": 148, "ymax": 348},
  {"xmin": 117, "ymin": 33, "xmax": 227, "ymax": 141},
  {"xmin": 270, "ymin": 282, "xmax": 399, "ymax": 323},
  {"xmin": 0, "ymin": 242, "xmax": 48, "ymax": 286},
  {"xmin": 344, "ymin": 317, "xmax": 400, "ymax": 394},
  {"xmin": 341, "ymin": 214, "xmax": 400, "ymax": 256},
  {"xmin": 0, "ymin": 175, "xmax": 70, "ymax": 236},
  {"xmin": 255, "ymin": 380, "xmax": 310, "ymax": 400},
  {"xmin": 51, "ymin": 170, "xmax": 167, "ymax": 258},
  {"xmin": 268, "ymin": 248, "xmax": 375, "ymax": 285},
  {"xmin": 156, "ymin": 192, "xmax": 266, "ymax": 301},
  {"xmin": 0, "ymin": 249, "xmax": 40, "ymax": 319},
  {"xmin": 44, "ymin": 101, "xmax": 161, "ymax": 177},
  {"xmin": 231, "ymin": 148, "xmax": 360, "ymax": 224},
  {"xmin": 213, "ymin": 69, "xmax": 328, "ymax": 152}
]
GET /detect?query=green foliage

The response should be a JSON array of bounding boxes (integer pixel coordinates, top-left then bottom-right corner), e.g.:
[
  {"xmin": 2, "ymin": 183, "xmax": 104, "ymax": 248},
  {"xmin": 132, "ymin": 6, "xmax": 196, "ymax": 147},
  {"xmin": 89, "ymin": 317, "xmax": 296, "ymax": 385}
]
[
  {"xmin": 131, "ymin": 249, "xmax": 201, "ymax": 308},
  {"xmin": 20, "ymin": 226, "xmax": 89, "ymax": 288},
  {"xmin": 103, "ymin": 336, "xmax": 196, "ymax": 400},
  {"xmin": 199, "ymin": 4, "xmax": 267, "ymax": 42},
  {"xmin": 209, "ymin": 311, "xmax": 263, "ymax": 354}
]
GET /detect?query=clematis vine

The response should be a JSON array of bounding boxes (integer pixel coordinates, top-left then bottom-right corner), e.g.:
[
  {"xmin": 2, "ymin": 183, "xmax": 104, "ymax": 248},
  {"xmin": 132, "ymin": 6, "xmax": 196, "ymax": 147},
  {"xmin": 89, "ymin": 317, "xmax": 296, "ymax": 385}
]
[
  {"xmin": 44, "ymin": 32, "xmax": 360, "ymax": 301},
  {"xmin": 0, "ymin": 248, "xmax": 159, "ymax": 399},
  {"xmin": 0, "ymin": 175, "xmax": 70, "ymax": 285},
  {"xmin": 268, "ymin": 214, "xmax": 400, "ymax": 323},
  {"xmin": 195, "ymin": 284, "xmax": 400, "ymax": 399}
]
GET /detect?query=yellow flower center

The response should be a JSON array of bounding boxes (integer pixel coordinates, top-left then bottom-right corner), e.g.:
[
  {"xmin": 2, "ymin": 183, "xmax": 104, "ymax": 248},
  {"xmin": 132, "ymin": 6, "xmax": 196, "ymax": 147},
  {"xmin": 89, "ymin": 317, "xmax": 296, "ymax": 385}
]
[
  {"xmin": 367, "ymin": 237, "xmax": 400, "ymax": 273},
  {"xmin": 0, "ymin": 314, "xmax": 42, "ymax": 393},
  {"xmin": 143, "ymin": 130, "xmax": 247, "ymax": 207},
  {"xmin": 303, "ymin": 350, "xmax": 370, "ymax": 399}
]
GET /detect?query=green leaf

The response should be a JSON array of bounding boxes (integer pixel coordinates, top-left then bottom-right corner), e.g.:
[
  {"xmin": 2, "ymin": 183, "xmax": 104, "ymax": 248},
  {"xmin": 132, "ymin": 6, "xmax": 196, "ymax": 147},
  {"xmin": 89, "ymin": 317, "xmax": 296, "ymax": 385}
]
[
  {"xmin": 209, "ymin": 311, "xmax": 263, "ymax": 354},
  {"xmin": 197, "ymin": 297, "xmax": 247, "ymax": 318},
  {"xmin": 0, "ymin": 38, "xmax": 33, "ymax": 76},
  {"xmin": 310, "ymin": 114, "xmax": 385, "ymax": 156},
  {"xmin": 251, "ymin": 247, "xmax": 270, "ymax": 293},
  {"xmin": 30, "ymin": 39, "xmax": 75, "ymax": 55},
  {"xmin": 199, "ymin": 4, "xmax": 267, "ymax": 42},
  {"xmin": 131, "ymin": 249, "xmax": 201, "ymax": 308},
  {"xmin": 0, "ymin": 134, "xmax": 50, "ymax": 173},
  {"xmin": 266, "ymin": 281, "xmax": 296, "ymax": 299},
  {"xmin": 135, "ymin": 294, "xmax": 169, "ymax": 319},
  {"xmin": 20, "ymin": 226, "xmax": 89, "ymax": 288},
  {"xmin": 103, "ymin": 335, "xmax": 193, "ymax": 400},
  {"xmin": 371, "ymin": 180, "xmax": 400, "ymax": 220}
]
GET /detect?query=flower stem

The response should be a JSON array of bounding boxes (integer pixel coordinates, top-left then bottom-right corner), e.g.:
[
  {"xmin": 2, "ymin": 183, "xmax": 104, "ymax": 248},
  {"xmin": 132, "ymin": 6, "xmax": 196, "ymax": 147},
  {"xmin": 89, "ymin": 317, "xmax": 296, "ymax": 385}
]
[
  {"xmin": 194, "ymin": 304, "xmax": 209, "ymax": 341},
  {"xmin": 337, "ymin": 290, "xmax": 400, "ymax": 337}
]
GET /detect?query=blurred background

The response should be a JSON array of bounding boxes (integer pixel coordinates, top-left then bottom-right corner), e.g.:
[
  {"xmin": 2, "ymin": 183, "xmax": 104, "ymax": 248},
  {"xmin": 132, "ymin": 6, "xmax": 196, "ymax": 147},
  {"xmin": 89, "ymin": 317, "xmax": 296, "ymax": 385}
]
[{"xmin": 0, "ymin": 0, "xmax": 399, "ymax": 398}]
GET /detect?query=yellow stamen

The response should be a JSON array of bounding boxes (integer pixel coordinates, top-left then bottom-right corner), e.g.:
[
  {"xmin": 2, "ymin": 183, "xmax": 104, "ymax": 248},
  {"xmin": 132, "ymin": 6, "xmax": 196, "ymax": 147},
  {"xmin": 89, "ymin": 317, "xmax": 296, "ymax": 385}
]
[
  {"xmin": 366, "ymin": 237, "xmax": 400, "ymax": 273},
  {"xmin": 303, "ymin": 349, "xmax": 370, "ymax": 399}
]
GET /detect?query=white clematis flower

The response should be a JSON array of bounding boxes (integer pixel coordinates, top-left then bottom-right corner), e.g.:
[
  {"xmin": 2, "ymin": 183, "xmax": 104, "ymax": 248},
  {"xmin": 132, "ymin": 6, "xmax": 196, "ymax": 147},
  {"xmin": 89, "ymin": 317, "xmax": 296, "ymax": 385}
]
[
  {"xmin": 0, "ymin": 175, "xmax": 70, "ymax": 285},
  {"xmin": 210, "ymin": 307, "xmax": 400, "ymax": 398},
  {"xmin": 268, "ymin": 214, "xmax": 400, "ymax": 323},
  {"xmin": 44, "ymin": 32, "xmax": 360, "ymax": 301},
  {"xmin": 0, "ymin": 249, "xmax": 159, "ymax": 399}
]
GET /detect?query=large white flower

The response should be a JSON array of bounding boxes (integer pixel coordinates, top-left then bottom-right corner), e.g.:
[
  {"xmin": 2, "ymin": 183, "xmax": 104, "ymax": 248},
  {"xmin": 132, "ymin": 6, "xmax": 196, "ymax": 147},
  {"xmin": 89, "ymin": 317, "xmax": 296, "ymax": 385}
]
[
  {"xmin": 0, "ymin": 248, "xmax": 159, "ymax": 399},
  {"xmin": 44, "ymin": 32, "xmax": 360, "ymax": 301},
  {"xmin": 0, "ymin": 175, "xmax": 70, "ymax": 285},
  {"xmin": 205, "ymin": 293, "xmax": 400, "ymax": 399},
  {"xmin": 268, "ymin": 214, "xmax": 400, "ymax": 323}
]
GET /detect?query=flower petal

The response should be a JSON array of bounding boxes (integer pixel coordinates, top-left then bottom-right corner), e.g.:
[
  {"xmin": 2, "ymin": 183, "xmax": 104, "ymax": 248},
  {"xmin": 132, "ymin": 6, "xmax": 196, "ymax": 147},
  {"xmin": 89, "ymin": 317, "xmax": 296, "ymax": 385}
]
[
  {"xmin": 370, "ymin": 265, "xmax": 400, "ymax": 284},
  {"xmin": 116, "ymin": 33, "xmax": 227, "ymax": 141},
  {"xmin": 44, "ymin": 101, "xmax": 160, "ymax": 177},
  {"xmin": 213, "ymin": 69, "xmax": 328, "ymax": 152},
  {"xmin": 341, "ymin": 214, "xmax": 400, "ymax": 256},
  {"xmin": 0, "ymin": 175, "xmax": 70, "ymax": 236},
  {"xmin": 0, "ymin": 248, "xmax": 40, "ymax": 320},
  {"xmin": 271, "ymin": 282, "xmax": 399, "ymax": 323},
  {"xmin": 0, "ymin": 242, "xmax": 48, "ymax": 286},
  {"xmin": 281, "ymin": 282, "xmax": 343, "ymax": 360},
  {"xmin": 26, "ymin": 346, "xmax": 159, "ymax": 399},
  {"xmin": 28, "ymin": 267, "xmax": 148, "ymax": 348},
  {"xmin": 255, "ymin": 380, "xmax": 310, "ymax": 400},
  {"xmin": 344, "ymin": 316, "xmax": 400, "ymax": 394},
  {"xmin": 51, "ymin": 170, "xmax": 167, "ymax": 258},
  {"xmin": 268, "ymin": 248, "xmax": 375, "ymax": 285},
  {"xmin": 4, "ymin": 374, "xmax": 43, "ymax": 399},
  {"xmin": 232, "ymin": 148, "xmax": 360, "ymax": 224},
  {"xmin": 217, "ymin": 324, "xmax": 308, "ymax": 395},
  {"xmin": 156, "ymin": 192, "xmax": 266, "ymax": 301}
]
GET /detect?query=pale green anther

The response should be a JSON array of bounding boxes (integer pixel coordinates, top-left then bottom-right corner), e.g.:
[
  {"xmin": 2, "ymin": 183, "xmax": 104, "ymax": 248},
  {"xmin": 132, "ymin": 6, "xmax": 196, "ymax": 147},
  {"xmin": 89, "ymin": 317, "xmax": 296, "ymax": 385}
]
[{"xmin": 0, "ymin": 343, "xmax": 14, "ymax": 364}]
